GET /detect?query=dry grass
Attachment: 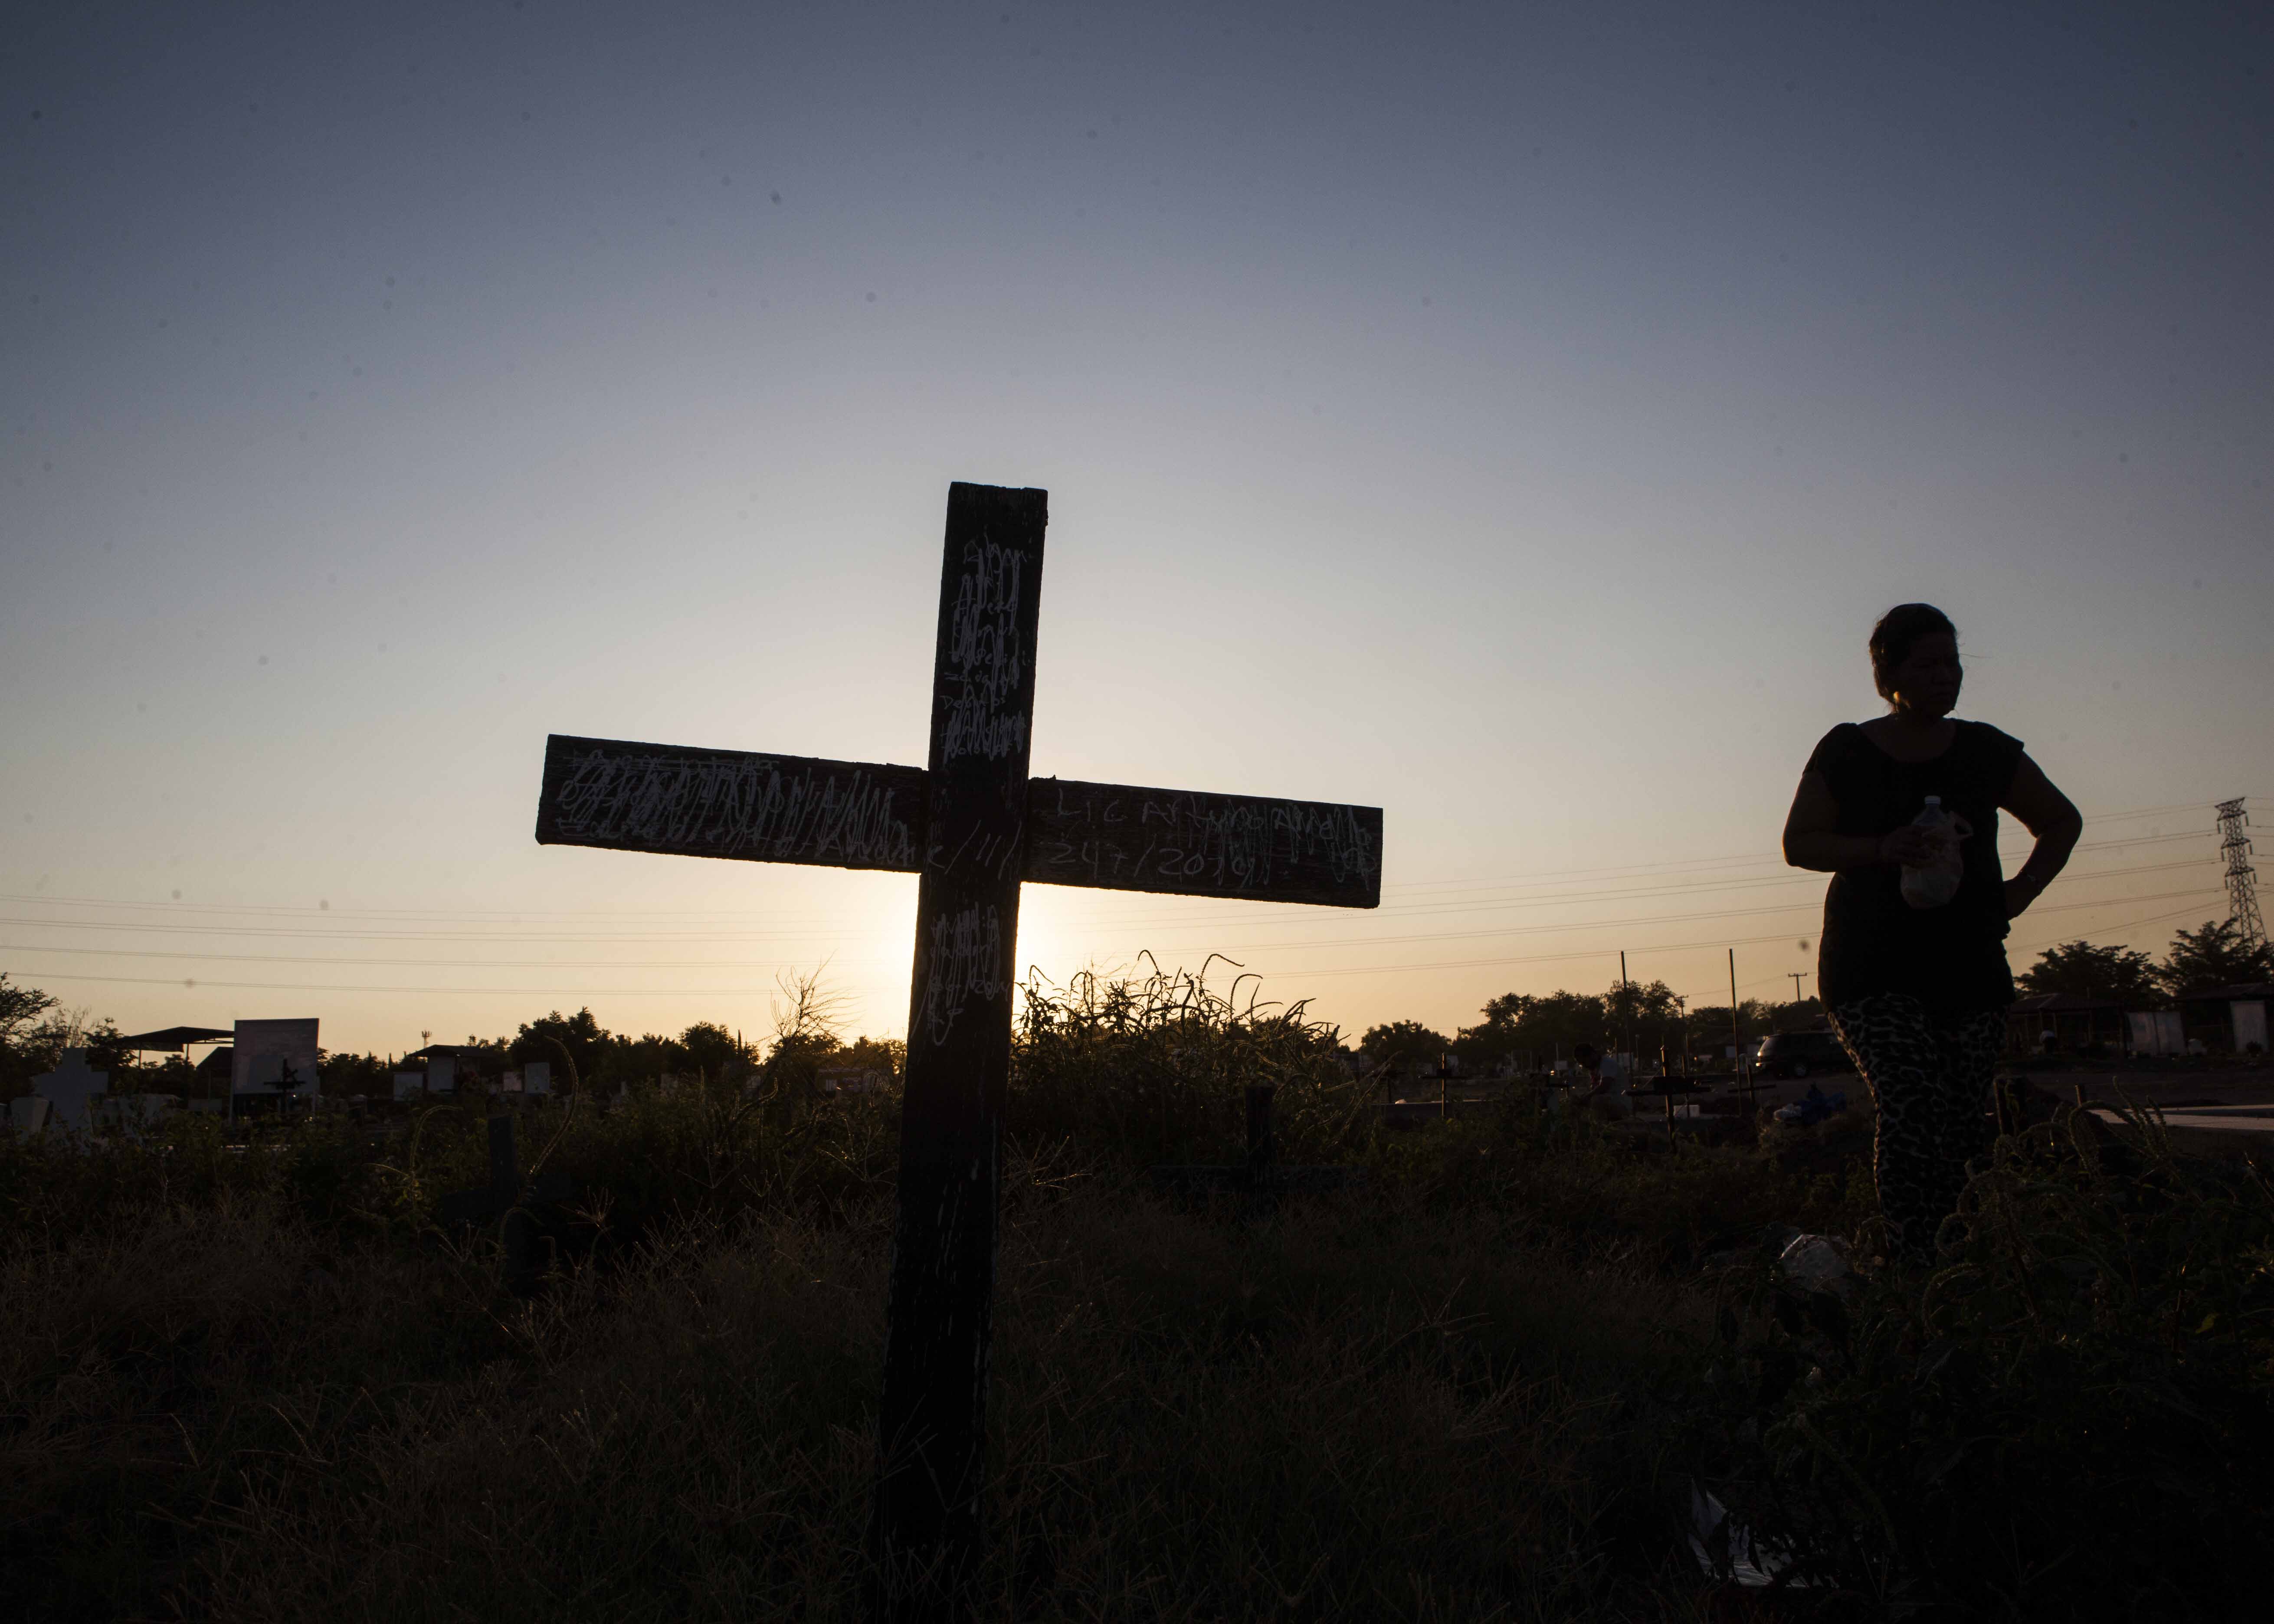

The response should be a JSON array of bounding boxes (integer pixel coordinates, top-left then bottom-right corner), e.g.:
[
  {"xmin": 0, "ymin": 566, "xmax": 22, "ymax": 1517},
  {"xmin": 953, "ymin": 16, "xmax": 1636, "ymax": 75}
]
[
  {"xmin": 4, "ymin": 1147, "xmax": 1719, "ymax": 1622},
  {"xmin": 11, "ymin": 962, "xmax": 2271, "ymax": 1620}
]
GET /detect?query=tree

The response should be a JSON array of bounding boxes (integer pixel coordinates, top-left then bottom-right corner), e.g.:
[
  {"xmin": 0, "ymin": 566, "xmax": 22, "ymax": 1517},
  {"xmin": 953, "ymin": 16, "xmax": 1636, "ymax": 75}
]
[
  {"xmin": 2159, "ymin": 920, "xmax": 2274, "ymax": 997},
  {"xmin": 1681, "ymin": 1000, "xmax": 1775, "ymax": 1058},
  {"xmin": 1769, "ymin": 997, "xmax": 1825, "ymax": 1033},
  {"xmin": 681, "ymin": 1021, "xmax": 757, "ymax": 1082},
  {"xmin": 80, "ymin": 1018, "xmax": 133, "ymax": 1074},
  {"xmin": 319, "ymin": 1050, "xmax": 396, "ymax": 1097},
  {"xmin": 10, "ymin": 1005, "xmax": 89, "ymax": 1078},
  {"xmin": 2019, "ymin": 940, "xmax": 2162, "ymax": 1006},
  {"xmin": 0, "ymin": 972, "xmax": 59, "ymax": 1048},
  {"xmin": 837, "ymin": 1035, "xmax": 906, "ymax": 1078},
  {"xmin": 1607, "ymin": 977, "xmax": 1683, "ymax": 1058},
  {"xmin": 1359, "ymin": 1020, "xmax": 1451, "ymax": 1071},
  {"xmin": 510, "ymin": 1007, "xmax": 616, "ymax": 1090},
  {"xmin": 0, "ymin": 973, "xmax": 62, "ymax": 1094}
]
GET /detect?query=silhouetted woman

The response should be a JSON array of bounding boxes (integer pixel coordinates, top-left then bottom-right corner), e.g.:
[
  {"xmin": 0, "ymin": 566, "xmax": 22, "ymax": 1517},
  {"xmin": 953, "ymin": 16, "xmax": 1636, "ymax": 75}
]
[{"xmin": 1782, "ymin": 605, "xmax": 2082, "ymax": 1262}]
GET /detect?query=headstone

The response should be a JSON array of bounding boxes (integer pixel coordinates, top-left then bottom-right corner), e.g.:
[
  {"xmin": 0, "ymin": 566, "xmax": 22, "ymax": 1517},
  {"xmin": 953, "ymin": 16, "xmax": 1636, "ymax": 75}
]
[
  {"xmin": 33, "ymin": 1048, "xmax": 109, "ymax": 1131},
  {"xmin": 531, "ymin": 481, "xmax": 1383, "ymax": 1608},
  {"xmin": 501, "ymin": 1069, "xmax": 523, "ymax": 1093},
  {"xmin": 2128, "ymin": 1010, "xmax": 2186, "ymax": 1057},
  {"xmin": 2232, "ymin": 999, "xmax": 2267, "ymax": 1053},
  {"xmin": 9, "ymin": 1096, "xmax": 53, "ymax": 1135},
  {"xmin": 96, "ymin": 1094, "xmax": 180, "ymax": 1134}
]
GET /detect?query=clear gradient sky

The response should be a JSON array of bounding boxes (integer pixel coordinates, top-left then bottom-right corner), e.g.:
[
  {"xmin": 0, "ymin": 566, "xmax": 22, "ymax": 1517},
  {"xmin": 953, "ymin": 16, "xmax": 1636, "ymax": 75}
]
[{"xmin": 5, "ymin": 2, "xmax": 2270, "ymax": 1057}]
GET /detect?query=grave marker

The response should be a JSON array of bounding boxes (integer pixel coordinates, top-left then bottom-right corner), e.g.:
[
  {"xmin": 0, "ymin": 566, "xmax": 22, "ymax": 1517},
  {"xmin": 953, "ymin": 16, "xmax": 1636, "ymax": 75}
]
[
  {"xmin": 33, "ymin": 1048, "xmax": 108, "ymax": 1132},
  {"xmin": 1146, "ymin": 1084, "xmax": 1362, "ymax": 1208},
  {"xmin": 533, "ymin": 481, "xmax": 1383, "ymax": 1613},
  {"xmin": 436, "ymin": 1112, "xmax": 566, "ymax": 1297}
]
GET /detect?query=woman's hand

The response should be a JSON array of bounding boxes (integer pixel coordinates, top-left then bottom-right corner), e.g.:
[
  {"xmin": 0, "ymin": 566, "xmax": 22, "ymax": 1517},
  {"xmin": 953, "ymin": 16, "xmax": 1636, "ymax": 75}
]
[
  {"xmin": 2001, "ymin": 753, "xmax": 2083, "ymax": 922},
  {"xmin": 2003, "ymin": 876, "xmax": 2046, "ymax": 919},
  {"xmin": 1876, "ymin": 824, "xmax": 1940, "ymax": 867}
]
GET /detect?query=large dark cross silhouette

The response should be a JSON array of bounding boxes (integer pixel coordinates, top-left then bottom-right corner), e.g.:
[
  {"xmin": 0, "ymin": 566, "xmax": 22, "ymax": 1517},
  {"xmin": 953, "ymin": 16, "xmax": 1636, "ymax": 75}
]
[{"xmin": 533, "ymin": 481, "xmax": 1381, "ymax": 1610}]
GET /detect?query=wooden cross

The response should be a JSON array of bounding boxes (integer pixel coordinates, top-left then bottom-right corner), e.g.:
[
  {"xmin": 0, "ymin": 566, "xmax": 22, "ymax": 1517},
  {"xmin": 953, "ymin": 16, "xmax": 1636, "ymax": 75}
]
[
  {"xmin": 436, "ymin": 1111, "xmax": 568, "ymax": 1297},
  {"xmin": 533, "ymin": 481, "xmax": 1381, "ymax": 1609}
]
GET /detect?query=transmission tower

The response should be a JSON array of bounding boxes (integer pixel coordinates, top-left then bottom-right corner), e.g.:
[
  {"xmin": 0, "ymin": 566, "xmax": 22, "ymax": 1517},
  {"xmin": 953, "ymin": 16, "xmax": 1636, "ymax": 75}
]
[{"xmin": 2217, "ymin": 797, "xmax": 2266, "ymax": 950}]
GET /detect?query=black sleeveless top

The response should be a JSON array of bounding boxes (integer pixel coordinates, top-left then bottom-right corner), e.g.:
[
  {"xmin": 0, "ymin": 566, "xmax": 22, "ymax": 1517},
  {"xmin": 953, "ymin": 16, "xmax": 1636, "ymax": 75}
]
[{"xmin": 1804, "ymin": 720, "xmax": 2025, "ymax": 1018}]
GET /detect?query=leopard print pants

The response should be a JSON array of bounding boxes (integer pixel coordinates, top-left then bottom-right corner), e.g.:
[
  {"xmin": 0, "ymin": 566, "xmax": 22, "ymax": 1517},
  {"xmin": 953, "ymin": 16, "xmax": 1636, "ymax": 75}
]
[{"xmin": 1826, "ymin": 994, "xmax": 2008, "ymax": 1262}]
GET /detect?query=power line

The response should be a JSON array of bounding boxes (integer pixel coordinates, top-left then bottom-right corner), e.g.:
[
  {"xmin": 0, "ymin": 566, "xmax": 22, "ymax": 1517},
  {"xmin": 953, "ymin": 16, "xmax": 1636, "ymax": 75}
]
[
  {"xmin": 0, "ymin": 866, "xmax": 2220, "ymax": 967},
  {"xmin": 0, "ymin": 792, "xmax": 2241, "ymax": 930},
  {"xmin": 12, "ymin": 895, "xmax": 2229, "ymax": 1000},
  {"xmin": 0, "ymin": 850, "xmax": 2218, "ymax": 951},
  {"xmin": 1, "ymin": 972, "xmax": 782, "ymax": 997}
]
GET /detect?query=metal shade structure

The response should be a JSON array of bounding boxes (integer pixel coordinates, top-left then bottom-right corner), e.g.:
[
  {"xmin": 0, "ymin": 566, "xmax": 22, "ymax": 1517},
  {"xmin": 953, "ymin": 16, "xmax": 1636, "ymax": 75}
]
[{"xmin": 115, "ymin": 1025, "xmax": 235, "ymax": 1054}]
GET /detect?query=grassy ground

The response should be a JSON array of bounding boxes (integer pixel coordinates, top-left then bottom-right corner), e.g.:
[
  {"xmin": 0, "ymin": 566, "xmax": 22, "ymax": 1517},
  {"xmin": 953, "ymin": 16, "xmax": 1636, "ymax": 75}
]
[{"xmin": 5, "ymin": 970, "xmax": 2272, "ymax": 1620}]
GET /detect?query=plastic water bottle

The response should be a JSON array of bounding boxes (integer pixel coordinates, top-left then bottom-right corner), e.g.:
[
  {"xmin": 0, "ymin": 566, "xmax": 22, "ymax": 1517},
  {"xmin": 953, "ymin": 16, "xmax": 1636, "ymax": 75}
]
[{"xmin": 1899, "ymin": 796, "xmax": 1965, "ymax": 909}]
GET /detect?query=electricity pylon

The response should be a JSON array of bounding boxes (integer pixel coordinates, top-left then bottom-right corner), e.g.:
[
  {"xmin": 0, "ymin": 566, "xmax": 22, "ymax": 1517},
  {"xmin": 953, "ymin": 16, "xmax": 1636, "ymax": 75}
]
[{"xmin": 2217, "ymin": 798, "xmax": 2265, "ymax": 950}]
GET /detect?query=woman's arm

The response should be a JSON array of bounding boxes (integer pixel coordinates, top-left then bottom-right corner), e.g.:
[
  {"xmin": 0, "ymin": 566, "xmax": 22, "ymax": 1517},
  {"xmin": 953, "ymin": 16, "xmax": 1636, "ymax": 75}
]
[
  {"xmin": 1783, "ymin": 770, "xmax": 1939, "ymax": 872},
  {"xmin": 2000, "ymin": 752, "xmax": 2083, "ymax": 918}
]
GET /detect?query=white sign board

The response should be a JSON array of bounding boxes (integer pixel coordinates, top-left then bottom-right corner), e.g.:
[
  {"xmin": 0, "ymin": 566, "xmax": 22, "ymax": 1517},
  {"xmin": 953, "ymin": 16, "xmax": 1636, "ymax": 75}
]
[
  {"xmin": 522, "ymin": 1060, "xmax": 551, "ymax": 1096},
  {"xmin": 427, "ymin": 1054, "xmax": 456, "ymax": 1093},
  {"xmin": 2233, "ymin": 1000, "xmax": 2268, "ymax": 1054},
  {"xmin": 233, "ymin": 1019, "xmax": 320, "ymax": 1095},
  {"xmin": 393, "ymin": 1073, "xmax": 426, "ymax": 1101}
]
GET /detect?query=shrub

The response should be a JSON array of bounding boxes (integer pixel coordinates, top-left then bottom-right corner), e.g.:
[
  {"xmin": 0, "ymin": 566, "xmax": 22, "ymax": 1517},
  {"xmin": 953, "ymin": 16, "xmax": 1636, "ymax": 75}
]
[
  {"xmin": 1695, "ymin": 1100, "xmax": 2274, "ymax": 1617},
  {"xmin": 1009, "ymin": 957, "xmax": 1373, "ymax": 1168}
]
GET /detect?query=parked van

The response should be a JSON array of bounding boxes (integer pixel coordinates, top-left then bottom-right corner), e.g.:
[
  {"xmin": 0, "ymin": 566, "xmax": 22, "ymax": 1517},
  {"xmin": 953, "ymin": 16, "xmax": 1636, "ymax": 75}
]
[{"xmin": 1751, "ymin": 1031, "xmax": 1855, "ymax": 1080}]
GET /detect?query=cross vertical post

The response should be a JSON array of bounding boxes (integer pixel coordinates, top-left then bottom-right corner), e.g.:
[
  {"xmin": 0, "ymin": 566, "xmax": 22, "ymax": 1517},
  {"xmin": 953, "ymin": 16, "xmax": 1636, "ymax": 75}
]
[{"xmin": 869, "ymin": 482, "xmax": 1048, "ymax": 1608}]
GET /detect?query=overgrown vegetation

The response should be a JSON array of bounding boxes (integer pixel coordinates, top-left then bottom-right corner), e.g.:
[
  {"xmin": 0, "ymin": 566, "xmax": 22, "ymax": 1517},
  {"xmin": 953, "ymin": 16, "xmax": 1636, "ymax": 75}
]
[
  {"xmin": 4, "ymin": 963, "xmax": 2272, "ymax": 1620},
  {"xmin": 1688, "ymin": 1097, "xmax": 2274, "ymax": 1618}
]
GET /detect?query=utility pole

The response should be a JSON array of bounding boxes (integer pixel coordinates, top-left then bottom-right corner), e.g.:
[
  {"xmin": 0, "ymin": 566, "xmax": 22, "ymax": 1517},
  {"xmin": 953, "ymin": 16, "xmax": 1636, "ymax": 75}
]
[
  {"xmin": 2218, "ymin": 798, "xmax": 2266, "ymax": 950},
  {"xmin": 1620, "ymin": 950, "xmax": 1634, "ymax": 1064},
  {"xmin": 1788, "ymin": 971, "xmax": 1809, "ymax": 1024},
  {"xmin": 1729, "ymin": 948, "xmax": 1741, "ymax": 1063}
]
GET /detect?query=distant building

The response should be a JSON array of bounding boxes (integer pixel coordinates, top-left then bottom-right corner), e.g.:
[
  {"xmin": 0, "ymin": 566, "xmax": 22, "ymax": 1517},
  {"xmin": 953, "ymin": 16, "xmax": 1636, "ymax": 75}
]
[
  {"xmin": 2171, "ymin": 984, "xmax": 2274, "ymax": 1054},
  {"xmin": 2005, "ymin": 994, "xmax": 2129, "ymax": 1057}
]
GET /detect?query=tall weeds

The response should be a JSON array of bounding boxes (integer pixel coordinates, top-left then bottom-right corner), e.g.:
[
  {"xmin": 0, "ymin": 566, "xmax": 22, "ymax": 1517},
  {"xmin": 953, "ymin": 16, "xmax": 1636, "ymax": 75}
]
[
  {"xmin": 8, "ymin": 963, "xmax": 2272, "ymax": 1619},
  {"xmin": 1697, "ymin": 1099, "xmax": 2274, "ymax": 1617},
  {"xmin": 1010, "ymin": 956, "xmax": 1372, "ymax": 1166}
]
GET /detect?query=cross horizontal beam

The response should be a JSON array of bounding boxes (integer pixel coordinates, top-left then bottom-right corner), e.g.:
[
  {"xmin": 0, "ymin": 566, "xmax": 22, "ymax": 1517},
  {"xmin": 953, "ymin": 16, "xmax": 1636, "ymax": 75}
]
[{"xmin": 535, "ymin": 733, "xmax": 1382, "ymax": 908}]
